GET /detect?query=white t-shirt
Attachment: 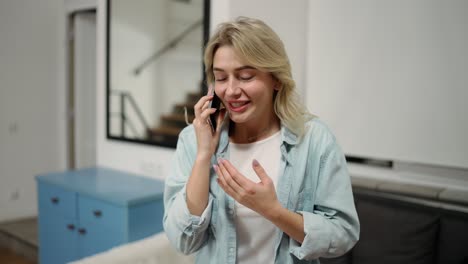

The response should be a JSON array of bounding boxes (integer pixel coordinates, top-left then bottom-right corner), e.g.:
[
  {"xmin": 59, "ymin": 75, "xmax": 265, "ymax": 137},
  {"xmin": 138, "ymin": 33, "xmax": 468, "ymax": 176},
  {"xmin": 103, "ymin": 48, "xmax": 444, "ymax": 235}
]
[{"xmin": 229, "ymin": 131, "xmax": 282, "ymax": 264}]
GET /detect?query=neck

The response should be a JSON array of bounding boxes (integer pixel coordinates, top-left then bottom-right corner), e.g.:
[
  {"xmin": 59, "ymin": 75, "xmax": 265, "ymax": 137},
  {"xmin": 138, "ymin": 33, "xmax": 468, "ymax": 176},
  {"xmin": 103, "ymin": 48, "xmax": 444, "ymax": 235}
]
[{"xmin": 230, "ymin": 117, "xmax": 281, "ymax": 144}]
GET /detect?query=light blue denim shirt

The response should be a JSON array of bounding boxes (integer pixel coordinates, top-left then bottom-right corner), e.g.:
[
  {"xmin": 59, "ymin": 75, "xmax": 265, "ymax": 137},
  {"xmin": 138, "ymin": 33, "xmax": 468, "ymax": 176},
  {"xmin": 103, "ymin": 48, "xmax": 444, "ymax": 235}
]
[{"xmin": 163, "ymin": 118, "xmax": 360, "ymax": 264}]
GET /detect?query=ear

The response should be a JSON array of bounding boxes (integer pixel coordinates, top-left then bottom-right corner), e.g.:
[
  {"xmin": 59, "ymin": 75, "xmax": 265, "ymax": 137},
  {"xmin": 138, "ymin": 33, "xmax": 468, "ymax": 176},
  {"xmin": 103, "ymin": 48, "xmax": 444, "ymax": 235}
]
[
  {"xmin": 274, "ymin": 81, "xmax": 281, "ymax": 91},
  {"xmin": 273, "ymin": 76, "xmax": 283, "ymax": 91}
]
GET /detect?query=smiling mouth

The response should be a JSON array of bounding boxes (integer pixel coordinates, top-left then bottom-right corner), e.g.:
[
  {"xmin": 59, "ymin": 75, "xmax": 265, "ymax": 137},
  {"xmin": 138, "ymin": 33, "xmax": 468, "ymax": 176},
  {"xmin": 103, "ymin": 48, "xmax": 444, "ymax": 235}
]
[
  {"xmin": 228, "ymin": 101, "xmax": 250, "ymax": 112},
  {"xmin": 230, "ymin": 102, "xmax": 248, "ymax": 107}
]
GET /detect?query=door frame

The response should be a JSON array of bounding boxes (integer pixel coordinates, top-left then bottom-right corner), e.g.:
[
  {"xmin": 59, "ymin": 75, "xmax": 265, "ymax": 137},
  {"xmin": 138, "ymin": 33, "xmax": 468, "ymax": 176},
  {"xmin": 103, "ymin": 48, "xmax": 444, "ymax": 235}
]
[{"xmin": 64, "ymin": 1, "xmax": 97, "ymax": 169}]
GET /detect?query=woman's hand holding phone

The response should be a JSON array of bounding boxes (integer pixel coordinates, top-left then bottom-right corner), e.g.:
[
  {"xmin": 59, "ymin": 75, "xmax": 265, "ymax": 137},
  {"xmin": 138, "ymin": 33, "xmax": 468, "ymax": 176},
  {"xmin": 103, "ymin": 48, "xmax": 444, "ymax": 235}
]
[
  {"xmin": 186, "ymin": 87, "xmax": 225, "ymax": 217},
  {"xmin": 208, "ymin": 92, "xmax": 222, "ymax": 132},
  {"xmin": 193, "ymin": 87, "xmax": 225, "ymax": 159}
]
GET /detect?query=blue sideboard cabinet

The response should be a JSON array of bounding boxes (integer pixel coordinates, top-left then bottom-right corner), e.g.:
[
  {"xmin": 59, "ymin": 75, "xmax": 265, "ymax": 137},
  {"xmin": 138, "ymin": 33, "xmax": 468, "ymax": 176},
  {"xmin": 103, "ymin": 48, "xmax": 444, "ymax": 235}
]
[{"xmin": 36, "ymin": 167, "xmax": 165, "ymax": 264}]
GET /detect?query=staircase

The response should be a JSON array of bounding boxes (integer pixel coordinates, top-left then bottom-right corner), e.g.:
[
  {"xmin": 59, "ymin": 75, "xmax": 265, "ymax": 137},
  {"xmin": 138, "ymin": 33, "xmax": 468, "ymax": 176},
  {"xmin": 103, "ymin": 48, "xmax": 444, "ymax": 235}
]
[{"xmin": 147, "ymin": 91, "xmax": 201, "ymax": 147}]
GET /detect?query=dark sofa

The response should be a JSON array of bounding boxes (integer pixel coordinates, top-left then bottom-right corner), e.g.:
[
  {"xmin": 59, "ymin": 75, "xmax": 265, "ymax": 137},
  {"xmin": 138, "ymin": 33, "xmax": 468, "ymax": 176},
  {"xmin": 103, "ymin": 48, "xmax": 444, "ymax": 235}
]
[{"xmin": 321, "ymin": 178, "xmax": 468, "ymax": 264}]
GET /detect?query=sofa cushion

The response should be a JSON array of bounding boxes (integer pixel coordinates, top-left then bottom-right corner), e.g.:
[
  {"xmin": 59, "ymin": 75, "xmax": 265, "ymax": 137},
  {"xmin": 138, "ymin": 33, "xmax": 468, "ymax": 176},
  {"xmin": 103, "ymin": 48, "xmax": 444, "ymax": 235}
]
[
  {"xmin": 436, "ymin": 215, "xmax": 468, "ymax": 264},
  {"xmin": 319, "ymin": 251, "xmax": 351, "ymax": 264},
  {"xmin": 352, "ymin": 198, "xmax": 439, "ymax": 264}
]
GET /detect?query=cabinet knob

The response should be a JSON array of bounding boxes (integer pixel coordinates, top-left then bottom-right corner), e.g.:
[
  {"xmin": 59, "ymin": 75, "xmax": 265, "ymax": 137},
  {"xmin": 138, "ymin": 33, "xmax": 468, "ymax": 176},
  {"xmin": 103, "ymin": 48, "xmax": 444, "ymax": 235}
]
[
  {"xmin": 67, "ymin": 224, "xmax": 75, "ymax": 231},
  {"xmin": 78, "ymin": 228, "xmax": 87, "ymax": 235},
  {"xmin": 50, "ymin": 197, "xmax": 60, "ymax": 204},
  {"xmin": 93, "ymin": 210, "xmax": 102, "ymax": 217}
]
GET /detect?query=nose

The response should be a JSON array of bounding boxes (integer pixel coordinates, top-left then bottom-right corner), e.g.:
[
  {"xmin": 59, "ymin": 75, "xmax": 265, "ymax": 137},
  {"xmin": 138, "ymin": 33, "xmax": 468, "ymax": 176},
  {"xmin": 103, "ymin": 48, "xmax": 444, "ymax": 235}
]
[{"xmin": 225, "ymin": 78, "xmax": 241, "ymax": 97}]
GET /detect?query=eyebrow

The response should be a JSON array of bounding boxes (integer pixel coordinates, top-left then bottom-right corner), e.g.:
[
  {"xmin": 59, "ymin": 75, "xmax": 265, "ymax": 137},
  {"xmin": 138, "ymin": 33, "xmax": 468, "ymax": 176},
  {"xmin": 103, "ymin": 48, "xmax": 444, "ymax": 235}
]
[{"xmin": 213, "ymin": 65, "xmax": 257, "ymax": 72}]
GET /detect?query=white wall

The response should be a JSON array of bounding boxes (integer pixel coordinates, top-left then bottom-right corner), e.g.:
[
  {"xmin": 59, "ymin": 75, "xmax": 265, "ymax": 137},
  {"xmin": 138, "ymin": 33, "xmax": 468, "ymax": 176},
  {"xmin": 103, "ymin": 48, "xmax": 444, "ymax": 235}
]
[
  {"xmin": 0, "ymin": 1, "xmax": 66, "ymax": 222},
  {"xmin": 74, "ymin": 12, "xmax": 97, "ymax": 168},
  {"xmin": 305, "ymin": 1, "xmax": 468, "ymax": 189},
  {"xmin": 306, "ymin": 0, "xmax": 468, "ymax": 170},
  {"xmin": 228, "ymin": 0, "xmax": 309, "ymax": 97}
]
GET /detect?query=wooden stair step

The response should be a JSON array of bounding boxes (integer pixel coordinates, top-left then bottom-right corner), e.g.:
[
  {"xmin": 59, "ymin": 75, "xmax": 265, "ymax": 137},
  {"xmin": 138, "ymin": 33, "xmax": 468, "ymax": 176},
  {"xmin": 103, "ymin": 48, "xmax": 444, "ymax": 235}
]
[
  {"xmin": 148, "ymin": 126, "xmax": 184, "ymax": 146},
  {"xmin": 187, "ymin": 91, "xmax": 202, "ymax": 103},
  {"xmin": 161, "ymin": 114, "xmax": 194, "ymax": 123},
  {"xmin": 149, "ymin": 126, "xmax": 184, "ymax": 137},
  {"xmin": 173, "ymin": 103, "xmax": 196, "ymax": 115},
  {"xmin": 160, "ymin": 114, "xmax": 194, "ymax": 128}
]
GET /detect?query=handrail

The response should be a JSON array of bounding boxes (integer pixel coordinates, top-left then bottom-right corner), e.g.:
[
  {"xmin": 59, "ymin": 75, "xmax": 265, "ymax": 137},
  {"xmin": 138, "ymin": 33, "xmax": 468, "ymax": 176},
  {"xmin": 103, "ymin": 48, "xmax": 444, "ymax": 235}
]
[
  {"xmin": 125, "ymin": 92, "xmax": 151, "ymax": 129},
  {"xmin": 133, "ymin": 19, "xmax": 203, "ymax": 76},
  {"xmin": 110, "ymin": 90, "xmax": 151, "ymax": 138}
]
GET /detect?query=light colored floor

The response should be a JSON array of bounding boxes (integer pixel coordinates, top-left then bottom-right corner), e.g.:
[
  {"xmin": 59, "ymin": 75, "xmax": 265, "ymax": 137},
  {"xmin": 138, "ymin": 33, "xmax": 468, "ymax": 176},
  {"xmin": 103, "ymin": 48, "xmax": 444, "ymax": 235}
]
[{"xmin": 0, "ymin": 217, "xmax": 37, "ymax": 264}]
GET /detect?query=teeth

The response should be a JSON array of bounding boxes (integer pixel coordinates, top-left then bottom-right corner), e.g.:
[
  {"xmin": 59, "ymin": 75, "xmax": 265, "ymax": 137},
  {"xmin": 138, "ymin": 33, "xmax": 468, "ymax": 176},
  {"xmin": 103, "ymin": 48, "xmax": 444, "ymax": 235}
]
[{"xmin": 231, "ymin": 102, "xmax": 247, "ymax": 107}]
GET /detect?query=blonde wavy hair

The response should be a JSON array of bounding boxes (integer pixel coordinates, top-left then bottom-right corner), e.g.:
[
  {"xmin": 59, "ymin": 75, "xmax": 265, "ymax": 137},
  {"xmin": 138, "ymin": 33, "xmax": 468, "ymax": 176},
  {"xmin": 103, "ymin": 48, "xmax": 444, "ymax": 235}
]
[{"xmin": 204, "ymin": 17, "xmax": 313, "ymax": 138}]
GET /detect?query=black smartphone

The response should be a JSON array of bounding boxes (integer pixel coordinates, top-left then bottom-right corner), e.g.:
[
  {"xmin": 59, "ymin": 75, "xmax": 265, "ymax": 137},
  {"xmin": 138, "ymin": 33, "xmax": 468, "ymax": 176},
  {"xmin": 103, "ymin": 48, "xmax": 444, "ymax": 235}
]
[{"xmin": 208, "ymin": 93, "xmax": 222, "ymax": 132}]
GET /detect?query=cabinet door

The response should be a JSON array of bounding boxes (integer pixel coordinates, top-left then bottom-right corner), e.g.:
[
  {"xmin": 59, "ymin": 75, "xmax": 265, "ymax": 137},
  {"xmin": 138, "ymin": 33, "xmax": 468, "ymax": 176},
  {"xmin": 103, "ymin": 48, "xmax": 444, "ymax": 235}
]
[
  {"xmin": 78, "ymin": 195, "xmax": 126, "ymax": 258},
  {"xmin": 38, "ymin": 182, "xmax": 76, "ymax": 219},
  {"xmin": 78, "ymin": 223, "xmax": 125, "ymax": 258},
  {"xmin": 38, "ymin": 182, "xmax": 79, "ymax": 264},
  {"xmin": 39, "ymin": 216, "xmax": 79, "ymax": 264}
]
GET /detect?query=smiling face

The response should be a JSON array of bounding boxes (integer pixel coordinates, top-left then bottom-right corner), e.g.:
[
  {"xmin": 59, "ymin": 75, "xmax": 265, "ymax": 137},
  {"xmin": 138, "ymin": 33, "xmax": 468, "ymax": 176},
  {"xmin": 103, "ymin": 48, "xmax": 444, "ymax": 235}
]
[{"xmin": 213, "ymin": 45, "xmax": 279, "ymax": 129}]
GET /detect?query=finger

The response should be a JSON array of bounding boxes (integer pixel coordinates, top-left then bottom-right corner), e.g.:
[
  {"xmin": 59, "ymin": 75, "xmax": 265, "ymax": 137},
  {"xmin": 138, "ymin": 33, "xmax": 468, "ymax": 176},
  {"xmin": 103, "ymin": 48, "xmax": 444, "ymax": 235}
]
[
  {"xmin": 198, "ymin": 108, "xmax": 217, "ymax": 132},
  {"xmin": 220, "ymin": 159, "xmax": 255, "ymax": 195},
  {"xmin": 252, "ymin": 159, "xmax": 271, "ymax": 184},
  {"xmin": 202, "ymin": 99, "xmax": 211, "ymax": 110},
  {"xmin": 214, "ymin": 165, "xmax": 238, "ymax": 198},
  {"xmin": 213, "ymin": 164, "xmax": 224, "ymax": 181},
  {"xmin": 199, "ymin": 107, "xmax": 217, "ymax": 121},
  {"xmin": 211, "ymin": 109, "xmax": 227, "ymax": 141},
  {"xmin": 218, "ymin": 159, "xmax": 246, "ymax": 195},
  {"xmin": 217, "ymin": 177, "xmax": 237, "ymax": 199},
  {"xmin": 194, "ymin": 95, "xmax": 213, "ymax": 117},
  {"xmin": 194, "ymin": 95, "xmax": 212, "ymax": 111},
  {"xmin": 215, "ymin": 108, "xmax": 227, "ymax": 132}
]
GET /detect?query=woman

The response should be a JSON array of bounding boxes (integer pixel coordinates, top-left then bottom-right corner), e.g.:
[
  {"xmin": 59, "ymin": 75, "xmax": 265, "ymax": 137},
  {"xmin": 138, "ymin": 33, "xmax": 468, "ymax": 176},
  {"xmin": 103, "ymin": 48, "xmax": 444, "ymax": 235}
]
[{"xmin": 163, "ymin": 17, "xmax": 359, "ymax": 264}]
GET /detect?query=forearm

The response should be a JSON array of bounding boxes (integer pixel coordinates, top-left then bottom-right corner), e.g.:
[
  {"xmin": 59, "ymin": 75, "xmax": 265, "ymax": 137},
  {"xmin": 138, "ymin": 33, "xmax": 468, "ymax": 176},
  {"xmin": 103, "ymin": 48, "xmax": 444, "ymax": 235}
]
[
  {"xmin": 266, "ymin": 205, "xmax": 305, "ymax": 244},
  {"xmin": 186, "ymin": 155, "xmax": 211, "ymax": 216}
]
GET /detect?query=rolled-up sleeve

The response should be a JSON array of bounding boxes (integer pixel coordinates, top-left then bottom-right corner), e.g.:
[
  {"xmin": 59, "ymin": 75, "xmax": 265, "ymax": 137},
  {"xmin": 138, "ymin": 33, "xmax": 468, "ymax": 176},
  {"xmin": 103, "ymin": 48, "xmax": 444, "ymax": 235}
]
[
  {"xmin": 163, "ymin": 127, "xmax": 213, "ymax": 255},
  {"xmin": 289, "ymin": 140, "xmax": 360, "ymax": 260}
]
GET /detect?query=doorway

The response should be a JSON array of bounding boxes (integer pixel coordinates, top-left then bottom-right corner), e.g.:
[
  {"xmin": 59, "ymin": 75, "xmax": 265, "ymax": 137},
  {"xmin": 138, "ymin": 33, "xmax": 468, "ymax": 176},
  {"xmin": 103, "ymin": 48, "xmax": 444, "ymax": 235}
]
[{"xmin": 67, "ymin": 10, "xmax": 97, "ymax": 169}]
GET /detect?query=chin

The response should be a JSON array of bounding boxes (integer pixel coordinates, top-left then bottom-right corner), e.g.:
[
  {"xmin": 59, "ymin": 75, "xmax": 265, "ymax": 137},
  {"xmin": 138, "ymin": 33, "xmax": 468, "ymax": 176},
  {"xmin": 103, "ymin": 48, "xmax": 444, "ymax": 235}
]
[{"xmin": 228, "ymin": 113, "xmax": 247, "ymax": 124}]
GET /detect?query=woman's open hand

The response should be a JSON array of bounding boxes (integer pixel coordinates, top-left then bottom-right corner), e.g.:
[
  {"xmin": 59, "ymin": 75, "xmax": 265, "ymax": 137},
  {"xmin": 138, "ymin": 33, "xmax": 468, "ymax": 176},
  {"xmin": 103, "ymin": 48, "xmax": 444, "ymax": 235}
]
[{"xmin": 214, "ymin": 158, "xmax": 282, "ymax": 219}]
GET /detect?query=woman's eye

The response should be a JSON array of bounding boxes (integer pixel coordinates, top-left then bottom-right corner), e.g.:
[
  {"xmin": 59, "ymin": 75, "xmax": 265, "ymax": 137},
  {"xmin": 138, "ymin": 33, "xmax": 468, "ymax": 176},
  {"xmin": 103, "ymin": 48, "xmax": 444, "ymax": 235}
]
[
  {"xmin": 215, "ymin": 77, "xmax": 227, "ymax": 82},
  {"xmin": 239, "ymin": 75, "xmax": 253, "ymax": 81}
]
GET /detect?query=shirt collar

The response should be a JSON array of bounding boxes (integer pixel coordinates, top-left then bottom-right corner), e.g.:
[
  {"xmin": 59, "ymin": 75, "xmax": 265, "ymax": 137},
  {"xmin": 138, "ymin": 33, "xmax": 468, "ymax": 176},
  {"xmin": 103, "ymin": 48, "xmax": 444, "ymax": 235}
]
[
  {"xmin": 280, "ymin": 124, "xmax": 299, "ymax": 146},
  {"xmin": 216, "ymin": 119, "xmax": 299, "ymax": 156},
  {"xmin": 217, "ymin": 119, "xmax": 230, "ymax": 157}
]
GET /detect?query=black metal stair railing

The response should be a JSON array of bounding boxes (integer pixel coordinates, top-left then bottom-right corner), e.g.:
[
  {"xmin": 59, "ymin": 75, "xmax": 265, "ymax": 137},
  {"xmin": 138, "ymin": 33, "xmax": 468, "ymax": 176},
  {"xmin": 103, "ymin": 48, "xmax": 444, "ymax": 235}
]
[
  {"xmin": 110, "ymin": 90, "xmax": 151, "ymax": 139},
  {"xmin": 132, "ymin": 19, "xmax": 203, "ymax": 76},
  {"xmin": 110, "ymin": 18, "xmax": 204, "ymax": 147}
]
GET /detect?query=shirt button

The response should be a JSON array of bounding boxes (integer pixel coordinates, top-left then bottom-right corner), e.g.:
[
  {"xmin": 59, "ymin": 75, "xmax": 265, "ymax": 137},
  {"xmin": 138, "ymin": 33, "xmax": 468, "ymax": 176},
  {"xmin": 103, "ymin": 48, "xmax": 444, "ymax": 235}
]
[
  {"xmin": 229, "ymin": 209, "xmax": 234, "ymax": 215},
  {"xmin": 229, "ymin": 248, "xmax": 234, "ymax": 252}
]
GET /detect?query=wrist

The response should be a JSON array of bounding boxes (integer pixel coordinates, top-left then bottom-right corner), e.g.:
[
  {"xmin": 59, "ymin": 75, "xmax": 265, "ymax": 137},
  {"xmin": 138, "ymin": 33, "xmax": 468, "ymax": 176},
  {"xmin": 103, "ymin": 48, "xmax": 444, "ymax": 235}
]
[
  {"xmin": 264, "ymin": 202, "xmax": 284, "ymax": 222},
  {"xmin": 195, "ymin": 152, "xmax": 212, "ymax": 163}
]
